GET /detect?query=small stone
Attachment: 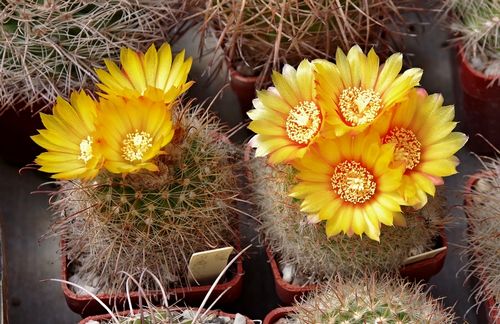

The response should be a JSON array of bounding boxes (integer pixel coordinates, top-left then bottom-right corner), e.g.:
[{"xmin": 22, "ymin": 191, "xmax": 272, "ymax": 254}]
[
  {"xmin": 282, "ymin": 263, "xmax": 295, "ymax": 283},
  {"xmin": 233, "ymin": 313, "xmax": 246, "ymax": 324},
  {"xmin": 275, "ymin": 319, "xmax": 291, "ymax": 324},
  {"xmin": 218, "ymin": 316, "xmax": 231, "ymax": 323},
  {"xmin": 181, "ymin": 310, "xmax": 197, "ymax": 320},
  {"xmin": 470, "ymin": 55, "xmax": 486, "ymax": 71},
  {"xmin": 484, "ymin": 60, "xmax": 500, "ymax": 78}
]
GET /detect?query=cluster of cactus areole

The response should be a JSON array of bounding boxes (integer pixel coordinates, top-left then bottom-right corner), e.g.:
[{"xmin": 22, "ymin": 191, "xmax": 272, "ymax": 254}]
[
  {"xmin": 0, "ymin": 0, "xmax": 189, "ymax": 114},
  {"xmin": 249, "ymin": 155, "xmax": 447, "ymax": 283},
  {"xmin": 50, "ymin": 104, "xmax": 243, "ymax": 293}
]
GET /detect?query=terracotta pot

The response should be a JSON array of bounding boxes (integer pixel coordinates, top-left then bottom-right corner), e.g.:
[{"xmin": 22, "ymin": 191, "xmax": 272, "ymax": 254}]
[
  {"xmin": 79, "ymin": 307, "xmax": 253, "ymax": 324},
  {"xmin": 266, "ymin": 231, "xmax": 448, "ymax": 305},
  {"xmin": 228, "ymin": 65, "xmax": 259, "ymax": 115},
  {"xmin": 464, "ymin": 173, "xmax": 499, "ymax": 324},
  {"xmin": 457, "ymin": 47, "xmax": 500, "ymax": 154},
  {"xmin": 61, "ymin": 238, "xmax": 244, "ymax": 317},
  {"xmin": 263, "ymin": 307, "xmax": 295, "ymax": 324}
]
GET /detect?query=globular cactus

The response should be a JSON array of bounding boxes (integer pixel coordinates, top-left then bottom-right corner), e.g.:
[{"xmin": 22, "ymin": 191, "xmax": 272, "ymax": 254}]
[
  {"xmin": 287, "ymin": 275, "xmax": 456, "ymax": 323},
  {"xmin": 249, "ymin": 156, "xmax": 446, "ymax": 283},
  {"xmin": 89, "ymin": 309, "xmax": 246, "ymax": 324},
  {"xmin": 463, "ymin": 154, "xmax": 500, "ymax": 322},
  {"xmin": 0, "ymin": 0, "xmax": 188, "ymax": 114},
  {"xmin": 197, "ymin": 0, "xmax": 412, "ymax": 83},
  {"xmin": 52, "ymin": 103, "xmax": 242, "ymax": 293},
  {"xmin": 445, "ymin": 0, "xmax": 500, "ymax": 78}
]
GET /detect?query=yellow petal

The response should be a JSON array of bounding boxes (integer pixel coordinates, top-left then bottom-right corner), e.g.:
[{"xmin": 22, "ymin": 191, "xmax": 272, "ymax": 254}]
[
  {"xmin": 418, "ymin": 157, "xmax": 459, "ymax": 177},
  {"xmin": 272, "ymin": 71, "xmax": 299, "ymax": 108},
  {"xmin": 335, "ymin": 48, "xmax": 352, "ymax": 88},
  {"xmin": 121, "ymin": 48, "xmax": 147, "ymax": 93},
  {"xmin": 296, "ymin": 60, "xmax": 314, "ymax": 100},
  {"xmin": 156, "ymin": 43, "xmax": 173, "ymax": 89},
  {"xmin": 104, "ymin": 59, "xmax": 134, "ymax": 89},
  {"xmin": 375, "ymin": 53, "xmax": 403, "ymax": 95},
  {"xmin": 257, "ymin": 91, "xmax": 291, "ymax": 114},
  {"xmin": 361, "ymin": 48, "xmax": 379, "ymax": 89},
  {"xmin": 144, "ymin": 44, "xmax": 159, "ymax": 86},
  {"xmin": 347, "ymin": 45, "xmax": 363, "ymax": 87},
  {"xmin": 383, "ymin": 68, "xmax": 423, "ymax": 107}
]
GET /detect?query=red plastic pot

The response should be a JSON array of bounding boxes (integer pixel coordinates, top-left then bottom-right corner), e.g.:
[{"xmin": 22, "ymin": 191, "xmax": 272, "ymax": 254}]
[
  {"xmin": 61, "ymin": 238, "xmax": 244, "ymax": 317},
  {"xmin": 457, "ymin": 47, "xmax": 500, "ymax": 154},
  {"xmin": 79, "ymin": 308, "xmax": 253, "ymax": 324},
  {"xmin": 266, "ymin": 230, "xmax": 448, "ymax": 305},
  {"xmin": 263, "ymin": 307, "xmax": 296, "ymax": 324},
  {"xmin": 228, "ymin": 64, "xmax": 259, "ymax": 115},
  {"xmin": 464, "ymin": 173, "xmax": 499, "ymax": 324}
]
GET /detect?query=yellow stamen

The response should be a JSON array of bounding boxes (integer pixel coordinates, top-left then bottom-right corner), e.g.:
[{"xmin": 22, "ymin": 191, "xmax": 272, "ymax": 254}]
[
  {"xmin": 383, "ymin": 127, "xmax": 421, "ymax": 170},
  {"xmin": 78, "ymin": 136, "xmax": 93, "ymax": 164},
  {"xmin": 331, "ymin": 160, "xmax": 376, "ymax": 204},
  {"xmin": 285, "ymin": 101, "xmax": 321, "ymax": 144},
  {"xmin": 339, "ymin": 87, "xmax": 382, "ymax": 126},
  {"xmin": 122, "ymin": 130, "xmax": 153, "ymax": 162}
]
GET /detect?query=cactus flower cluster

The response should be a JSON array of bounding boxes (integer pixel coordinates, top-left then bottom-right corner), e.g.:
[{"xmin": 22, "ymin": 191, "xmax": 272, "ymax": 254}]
[{"xmin": 248, "ymin": 46, "xmax": 467, "ymax": 241}]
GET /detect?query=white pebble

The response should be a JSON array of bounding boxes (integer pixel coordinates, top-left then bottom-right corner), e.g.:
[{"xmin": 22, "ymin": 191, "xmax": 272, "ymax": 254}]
[
  {"xmin": 282, "ymin": 263, "xmax": 295, "ymax": 283},
  {"xmin": 233, "ymin": 313, "xmax": 246, "ymax": 324}
]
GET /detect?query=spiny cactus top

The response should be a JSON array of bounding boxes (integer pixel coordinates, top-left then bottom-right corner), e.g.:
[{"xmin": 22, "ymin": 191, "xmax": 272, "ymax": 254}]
[
  {"xmin": 247, "ymin": 45, "xmax": 466, "ymax": 241},
  {"xmin": 0, "ymin": 1, "xmax": 186, "ymax": 113},
  {"xmin": 289, "ymin": 275, "xmax": 456, "ymax": 323}
]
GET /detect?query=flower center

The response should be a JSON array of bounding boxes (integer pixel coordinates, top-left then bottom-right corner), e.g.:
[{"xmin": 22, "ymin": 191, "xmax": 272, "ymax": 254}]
[
  {"xmin": 331, "ymin": 160, "xmax": 376, "ymax": 204},
  {"xmin": 78, "ymin": 136, "xmax": 93, "ymax": 164},
  {"xmin": 122, "ymin": 130, "xmax": 153, "ymax": 162},
  {"xmin": 339, "ymin": 87, "xmax": 383, "ymax": 126},
  {"xmin": 285, "ymin": 101, "xmax": 321, "ymax": 144},
  {"xmin": 383, "ymin": 127, "xmax": 421, "ymax": 170}
]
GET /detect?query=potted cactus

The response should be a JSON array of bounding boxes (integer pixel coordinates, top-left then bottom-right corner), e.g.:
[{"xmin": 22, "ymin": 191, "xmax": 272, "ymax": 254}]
[
  {"xmin": 58, "ymin": 265, "xmax": 252, "ymax": 324},
  {"xmin": 444, "ymin": 0, "xmax": 500, "ymax": 153},
  {"xmin": 195, "ymin": 0, "xmax": 411, "ymax": 113},
  {"xmin": 31, "ymin": 43, "xmax": 244, "ymax": 316},
  {"xmin": 262, "ymin": 275, "xmax": 456, "ymax": 324},
  {"xmin": 80, "ymin": 309, "xmax": 251, "ymax": 324},
  {"xmin": 0, "ymin": 0, "xmax": 189, "ymax": 165},
  {"xmin": 463, "ymin": 153, "xmax": 500, "ymax": 323},
  {"xmin": 246, "ymin": 45, "xmax": 467, "ymax": 304}
]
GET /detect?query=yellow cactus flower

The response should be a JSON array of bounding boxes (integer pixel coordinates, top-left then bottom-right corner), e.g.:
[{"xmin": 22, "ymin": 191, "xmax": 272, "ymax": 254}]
[
  {"xmin": 289, "ymin": 131, "xmax": 406, "ymax": 241},
  {"xmin": 95, "ymin": 43, "xmax": 193, "ymax": 103},
  {"xmin": 31, "ymin": 91, "xmax": 103, "ymax": 181},
  {"xmin": 314, "ymin": 46, "xmax": 423, "ymax": 137},
  {"xmin": 247, "ymin": 60, "xmax": 326, "ymax": 164},
  {"xmin": 97, "ymin": 96, "xmax": 174, "ymax": 174},
  {"xmin": 373, "ymin": 89, "xmax": 468, "ymax": 208}
]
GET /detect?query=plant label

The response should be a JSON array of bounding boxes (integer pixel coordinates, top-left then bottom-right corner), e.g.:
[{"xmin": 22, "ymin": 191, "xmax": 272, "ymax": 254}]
[
  {"xmin": 188, "ymin": 246, "xmax": 234, "ymax": 284},
  {"xmin": 402, "ymin": 246, "xmax": 447, "ymax": 265}
]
